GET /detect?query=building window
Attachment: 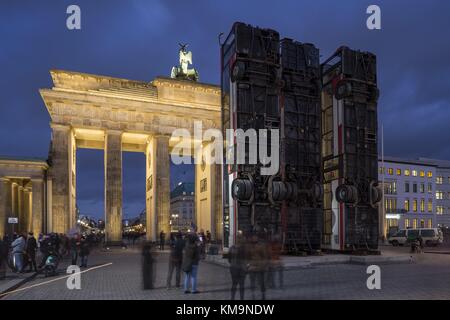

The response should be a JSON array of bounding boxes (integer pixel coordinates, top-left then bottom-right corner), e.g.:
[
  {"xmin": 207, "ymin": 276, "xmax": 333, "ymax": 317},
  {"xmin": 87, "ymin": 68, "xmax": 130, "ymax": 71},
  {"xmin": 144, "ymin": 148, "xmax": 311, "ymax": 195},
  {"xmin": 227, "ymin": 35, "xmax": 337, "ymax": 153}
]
[
  {"xmin": 396, "ymin": 169, "xmax": 401, "ymax": 176},
  {"xmin": 420, "ymin": 219, "xmax": 425, "ymax": 228},
  {"xmin": 388, "ymin": 168, "xmax": 393, "ymax": 175},
  {"xmin": 427, "ymin": 171, "xmax": 433, "ymax": 178},
  {"xmin": 437, "ymin": 206, "xmax": 444, "ymax": 215},
  {"xmin": 405, "ymin": 182, "xmax": 410, "ymax": 193},
  {"xmin": 420, "ymin": 183, "xmax": 425, "ymax": 193},
  {"xmin": 404, "ymin": 169, "xmax": 410, "ymax": 176},
  {"xmin": 412, "ymin": 170, "xmax": 417, "ymax": 177},
  {"xmin": 436, "ymin": 176, "xmax": 443, "ymax": 185},
  {"xmin": 413, "ymin": 219, "xmax": 418, "ymax": 229},
  {"xmin": 413, "ymin": 183, "xmax": 417, "ymax": 193},
  {"xmin": 404, "ymin": 199, "xmax": 410, "ymax": 212},
  {"xmin": 420, "ymin": 199, "xmax": 425, "ymax": 212},
  {"xmin": 428, "ymin": 183, "xmax": 432, "ymax": 193},
  {"xmin": 413, "ymin": 199, "xmax": 418, "ymax": 212},
  {"xmin": 385, "ymin": 181, "xmax": 397, "ymax": 195},
  {"xmin": 436, "ymin": 191, "xmax": 444, "ymax": 200},
  {"xmin": 428, "ymin": 199, "xmax": 433, "ymax": 212},
  {"xmin": 427, "ymin": 219, "xmax": 432, "ymax": 228},
  {"xmin": 405, "ymin": 219, "xmax": 410, "ymax": 228},
  {"xmin": 420, "ymin": 170, "xmax": 425, "ymax": 177}
]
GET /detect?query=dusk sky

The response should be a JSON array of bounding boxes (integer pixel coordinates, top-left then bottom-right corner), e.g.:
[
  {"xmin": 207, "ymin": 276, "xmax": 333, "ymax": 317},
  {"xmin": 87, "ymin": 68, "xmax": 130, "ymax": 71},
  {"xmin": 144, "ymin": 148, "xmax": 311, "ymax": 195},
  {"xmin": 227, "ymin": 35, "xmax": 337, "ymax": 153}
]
[{"xmin": 1, "ymin": 0, "xmax": 449, "ymax": 219}]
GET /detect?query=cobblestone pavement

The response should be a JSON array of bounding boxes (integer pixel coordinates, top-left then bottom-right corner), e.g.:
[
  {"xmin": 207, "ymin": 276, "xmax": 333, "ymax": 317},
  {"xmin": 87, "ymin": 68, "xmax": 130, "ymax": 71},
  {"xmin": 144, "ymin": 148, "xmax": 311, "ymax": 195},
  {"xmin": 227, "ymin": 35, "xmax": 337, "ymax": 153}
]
[{"xmin": 3, "ymin": 246, "xmax": 450, "ymax": 300}]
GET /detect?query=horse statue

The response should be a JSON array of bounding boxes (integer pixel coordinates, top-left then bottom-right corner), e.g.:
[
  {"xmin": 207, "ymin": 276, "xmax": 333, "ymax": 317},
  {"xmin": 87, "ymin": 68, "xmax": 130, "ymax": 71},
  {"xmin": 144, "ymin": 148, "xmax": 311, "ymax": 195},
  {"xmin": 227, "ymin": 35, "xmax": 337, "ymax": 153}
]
[{"xmin": 171, "ymin": 43, "xmax": 199, "ymax": 81}]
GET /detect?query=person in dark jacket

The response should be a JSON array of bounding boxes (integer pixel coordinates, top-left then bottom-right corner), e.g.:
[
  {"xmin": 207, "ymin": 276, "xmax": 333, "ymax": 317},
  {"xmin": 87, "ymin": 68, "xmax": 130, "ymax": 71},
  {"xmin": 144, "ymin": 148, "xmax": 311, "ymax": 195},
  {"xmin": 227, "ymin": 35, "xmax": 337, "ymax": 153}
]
[
  {"xmin": 166, "ymin": 232, "xmax": 185, "ymax": 289},
  {"xmin": 79, "ymin": 237, "xmax": 90, "ymax": 268},
  {"xmin": 69, "ymin": 235, "xmax": 80, "ymax": 265},
  {"xmin": 26, "ymin": 232, "xmax": 38, "ymax": 272},
  {"xmin": 142, "ymin": 241, "xmax": 155, "ymax": 289},
  {"xmin": 228, "ymin": 234, "xmax": 247, "ymax": 300},
  {"xmin": 0, "ymin": 237, "xmax": 8, "ymax": 280},
  {"xmin": 159, "ymin": 231, "xmax": 166, "ymax": 250},
  {"xmin": 182, "ymin": 234, "xmax": 200, "ymax": 294},
  {"xmin": 247, "ymin": 232, "xmax": 269, "ymax": 300}
]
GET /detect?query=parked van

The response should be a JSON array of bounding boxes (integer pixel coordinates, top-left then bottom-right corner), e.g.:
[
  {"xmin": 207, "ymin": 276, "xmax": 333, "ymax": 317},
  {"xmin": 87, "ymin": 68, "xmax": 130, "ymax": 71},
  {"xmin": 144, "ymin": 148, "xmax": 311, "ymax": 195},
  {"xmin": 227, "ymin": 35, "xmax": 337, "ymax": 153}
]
[{"xmin": 388, "ymin": 228, "xmax": 443, "ymax": 246}]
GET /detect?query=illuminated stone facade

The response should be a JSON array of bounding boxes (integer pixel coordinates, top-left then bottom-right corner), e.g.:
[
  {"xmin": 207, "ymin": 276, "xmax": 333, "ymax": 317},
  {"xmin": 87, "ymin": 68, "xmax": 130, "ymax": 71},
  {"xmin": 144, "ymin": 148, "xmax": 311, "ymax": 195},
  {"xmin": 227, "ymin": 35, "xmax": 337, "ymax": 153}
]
[
  {"xmin": 39, "ymin": 70, "xmax": 222, "ymax": 243},
  {"xmin": 0, "ymin": 157, "xmax": 48, "ymax": 238}
]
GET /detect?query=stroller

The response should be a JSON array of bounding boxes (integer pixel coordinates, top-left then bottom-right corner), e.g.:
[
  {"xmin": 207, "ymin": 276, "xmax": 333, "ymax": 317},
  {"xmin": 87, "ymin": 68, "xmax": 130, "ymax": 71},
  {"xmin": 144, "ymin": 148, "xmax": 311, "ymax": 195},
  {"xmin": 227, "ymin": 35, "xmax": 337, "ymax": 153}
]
[{"xmin": 43, "ymin": 247, "xmax": 60, "ymax": 277}]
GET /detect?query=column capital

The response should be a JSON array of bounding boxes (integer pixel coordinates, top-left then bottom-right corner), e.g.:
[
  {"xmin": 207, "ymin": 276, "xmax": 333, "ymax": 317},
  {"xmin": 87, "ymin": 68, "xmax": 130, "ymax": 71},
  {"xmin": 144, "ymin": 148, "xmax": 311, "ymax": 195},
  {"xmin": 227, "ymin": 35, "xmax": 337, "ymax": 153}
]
[
  {"xmin": 105, "ymin": 129, "xmax": 123, "ymax": 136},
  {"xmin": 50, "ymin": 123, "xmax": 71, "ymax": 131}
]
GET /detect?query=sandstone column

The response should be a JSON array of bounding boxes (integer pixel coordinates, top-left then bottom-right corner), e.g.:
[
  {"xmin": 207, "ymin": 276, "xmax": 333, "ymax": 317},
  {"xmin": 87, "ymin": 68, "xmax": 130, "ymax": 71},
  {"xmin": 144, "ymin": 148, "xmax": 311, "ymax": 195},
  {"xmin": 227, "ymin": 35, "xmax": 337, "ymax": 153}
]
[
  {"xmin": 12, "ymin": 182, "xmax": 18, "ymax": 218},
  {"xmin": 104, "ymin": 130, "xmax": 123, "ymax": 244},
  {"xmin": 49, "ymin": 124, "xmax": 73, "ymax": 234},
  {"xmin": 18, "ymin": 185, "xmax": 24, "ymax": 233},
  {"xmin": 31, "ymin": 179, "xmax": 45, "ymax": 237},
  {"xmin": 145, "ymin": 136, "xmax": 170, "ymax": 241},
  {"xmin": 195, "ymin": 142, "xmax": 217, "ymax": 237},
  {"xmin": 23, "ymin": 187, "xmax": 31, "ymax": 234},
  {"xmin": 0, "ymin": 178, "xmax": 12, "ymax": 238}
]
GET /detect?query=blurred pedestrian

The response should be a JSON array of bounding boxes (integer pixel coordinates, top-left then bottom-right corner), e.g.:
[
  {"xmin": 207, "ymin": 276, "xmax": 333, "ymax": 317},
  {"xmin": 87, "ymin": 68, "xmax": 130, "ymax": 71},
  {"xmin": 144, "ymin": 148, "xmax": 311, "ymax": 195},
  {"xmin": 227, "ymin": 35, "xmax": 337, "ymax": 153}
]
[
  {"xmin": 160, "ymin": 230, "xmax": 166, "ymax": 250},
  {"xmin": 69, "ymin": 234, "xmax": 80, "ymax": 265},
  {"xmin": 182, "ymin": 234, "xmax": 200, "ymax": 294},
  {"xmin": 228, "ymin": 233, "xmax": 247, "ymax": 300},
  {"xmin": 198, "ymin": 229, "xmax": 206, "ymax": 259},
  {"xmin": 166, "ymin": 232, "xmax": 184, "ymax": 289},
  {"xmin": 79, "ymin": 237, "xmax": 90, "ymax": 268},
  {"xmin": 142, "ymin": 242, "xmax": 155, "ymax": 289},
  {"xmin": 247, "ymin": 232, "xmax": 269, "ymax": 300},
  {"xmin": 26, "ymin": 232, "xmax": 38, "ymax": 272},
  {"xmin": 11, "ymin": 234, "xmax": 26, "ymax": 273},
  {"xmin": 267, "ymin": 236, "xmax": 283, "ymax": 289},
  {"xmin": 0, "ymin": 237, "xmax": 8, "ymax": 280}
]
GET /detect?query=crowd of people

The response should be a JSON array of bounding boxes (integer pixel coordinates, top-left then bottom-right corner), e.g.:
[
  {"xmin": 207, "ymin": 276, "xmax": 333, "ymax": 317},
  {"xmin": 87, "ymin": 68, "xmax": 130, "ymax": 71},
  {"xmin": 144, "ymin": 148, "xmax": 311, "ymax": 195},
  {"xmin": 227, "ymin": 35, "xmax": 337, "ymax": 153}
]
[
  {"xmin": 142, "ymin": 228, "xmax": 283, "ymax": 300},
  {"xmin": 0, "ymin": 231, "xmax": 95, "ymax": 276}
]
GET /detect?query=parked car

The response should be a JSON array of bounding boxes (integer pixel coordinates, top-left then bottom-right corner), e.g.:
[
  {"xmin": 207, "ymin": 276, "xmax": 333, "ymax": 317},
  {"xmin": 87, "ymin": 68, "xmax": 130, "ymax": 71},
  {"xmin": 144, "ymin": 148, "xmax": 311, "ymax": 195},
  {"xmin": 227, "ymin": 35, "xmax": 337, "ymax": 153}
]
[{"xmin": 389, "ymin": 228, "xmax": 443, "ymax": 247}]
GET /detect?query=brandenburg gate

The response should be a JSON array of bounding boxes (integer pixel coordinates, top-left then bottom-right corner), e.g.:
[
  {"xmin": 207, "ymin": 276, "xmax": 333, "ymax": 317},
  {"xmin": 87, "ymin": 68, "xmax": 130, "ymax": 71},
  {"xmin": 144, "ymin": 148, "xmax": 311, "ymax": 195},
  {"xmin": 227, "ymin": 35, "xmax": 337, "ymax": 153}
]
[{"xmin": 37, "ymin": 69, "xmax": 222, "ymax": 244}]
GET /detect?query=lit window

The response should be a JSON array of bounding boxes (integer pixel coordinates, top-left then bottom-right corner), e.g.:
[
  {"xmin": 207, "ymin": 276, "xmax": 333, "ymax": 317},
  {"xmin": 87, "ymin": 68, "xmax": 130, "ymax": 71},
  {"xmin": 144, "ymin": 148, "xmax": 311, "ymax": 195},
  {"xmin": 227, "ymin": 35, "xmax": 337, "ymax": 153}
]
[
  {"xmin": 420, "ymin": 183, "xmax": 425, "ymax": 193},
  {"xmin": 437, "ymin": 206, "xmax": 444, "ymax": 215},
  {"xmin": 412, "ymin": 170, "xmax": 417, "ymax": 177},
  {"xmin": 427, "ymin": 171, "xmax": 433, "ymax": 178},
  {"xmin": 428, "ymin": 199, "xmax": 433, "ymax": 212},
  {"xmin": 404, "ymin": 169, "xmax": 410, "ymax": 176},
  {"xmin": 404, "ymin": 199, "xmax": 410, "ymax": 211},
  {"xmin": 413, "ymin": 199, "xmax": 418, "ymax": 212},
  {"xmin": 427, "ymin": 219, "xmax": 432, "ymax": 228},
  {"xmin": 420, "ymin": 170, "xmax": 425, "ymax": 177},
  {"xmin": 436, "ymin": 176, "xmax": 443, "ymax": 184},
  {"xmin": 420, "ymin": 199, "xmax": 425, "ymax": 212},
  {"xmin": 436, "ymin": 191, "xmax": 444, "ymax": 200},
  {"xmin": 420, "ymin": 219, "xmax": 425, "ymax": 228},
  {"xmin": 379, "ymin": 167, "xmax": 383, "ymax": 174},
  {"xmin": 388, "ymin": 168, "xmax": 393, "ymax": 175},
  {"xmin": 405, "ymin": 219, "xmax": 410, "ymax": 228},
  {"xmin": 396, "ymin": 169, "xmax": 401, "ymax": 176},
  {"xmin": 428, "ymin": 183, "xmax": 432, "ymax": 193},
  {"xmin": 413, "ymin": 219, "xmax": 418, "ymax": 229}
]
